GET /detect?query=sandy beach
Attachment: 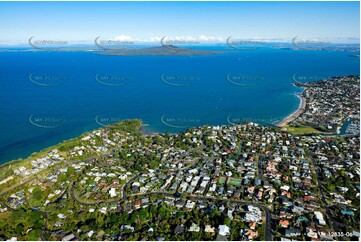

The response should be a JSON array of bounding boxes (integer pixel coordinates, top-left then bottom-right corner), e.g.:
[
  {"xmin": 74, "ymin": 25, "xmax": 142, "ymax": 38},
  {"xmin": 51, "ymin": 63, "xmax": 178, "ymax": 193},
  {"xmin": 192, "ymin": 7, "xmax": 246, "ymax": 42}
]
[{"xmin": 277, "ymin": 93, "xmax": 307, "ymax": 127}]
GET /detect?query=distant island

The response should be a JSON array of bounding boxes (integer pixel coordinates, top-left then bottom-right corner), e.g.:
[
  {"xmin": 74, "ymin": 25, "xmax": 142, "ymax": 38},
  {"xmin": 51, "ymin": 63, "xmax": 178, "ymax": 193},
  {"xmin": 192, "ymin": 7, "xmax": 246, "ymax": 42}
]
[
  {"xmin": 0, "ymin": 43, "xmax": 359, "ymax": 55},
  {"xmin": 97, "ymin": 45, "xmax": 228, "ymax": 56}
]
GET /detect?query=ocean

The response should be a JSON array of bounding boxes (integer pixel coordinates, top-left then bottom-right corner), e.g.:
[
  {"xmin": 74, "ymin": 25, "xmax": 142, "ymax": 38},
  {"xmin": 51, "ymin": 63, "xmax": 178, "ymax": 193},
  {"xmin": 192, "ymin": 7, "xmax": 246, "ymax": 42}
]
[{"xmin": 0, "ymin": 47, "xmax": 359, "ymax": 164}]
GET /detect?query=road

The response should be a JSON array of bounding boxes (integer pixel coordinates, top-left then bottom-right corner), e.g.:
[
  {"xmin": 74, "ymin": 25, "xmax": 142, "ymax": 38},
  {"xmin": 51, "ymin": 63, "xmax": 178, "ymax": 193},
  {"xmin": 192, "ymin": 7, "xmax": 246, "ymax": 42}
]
[
  {"xmin": 69, "ymin": 140, "xmax": 274, "ymax": 240},
  {"xmin": 128, "ymin": 191, "xmax": 273, "ymax": 241},
  {"xmin": 70, "ymin": 185, "xmax": 272, "ymax": 241},
  {"xmin": 307, "ymin": 150, "xmax": 348, "ymax": 241},
  {"xmin": 0, "ymin": 156, "xmax": 76, "ymax": 198}
]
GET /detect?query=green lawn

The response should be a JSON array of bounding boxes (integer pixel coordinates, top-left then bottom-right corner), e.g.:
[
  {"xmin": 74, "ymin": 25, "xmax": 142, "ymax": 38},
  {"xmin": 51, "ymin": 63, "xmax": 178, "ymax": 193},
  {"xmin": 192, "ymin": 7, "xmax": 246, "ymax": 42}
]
[
  {"xmin": 218, "ymin": 177, "xmax": 226, "ymax": 185},
  {"xmin": 286, "ymin": 126, "xmax": 321, "ymax": 135},
  {"xmin": 228, "ymin": 178, "xmax": 243, "ymax": 187}
]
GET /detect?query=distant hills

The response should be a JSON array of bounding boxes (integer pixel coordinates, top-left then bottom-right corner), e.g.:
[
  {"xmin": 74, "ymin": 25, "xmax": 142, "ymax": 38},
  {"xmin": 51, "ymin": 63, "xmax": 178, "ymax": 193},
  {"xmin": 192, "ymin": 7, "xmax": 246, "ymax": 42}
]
[
  {"xmin": 0, "ymin": 43, "xmax": 359, "ymax": 55},
  {"xmin": 97, "ymin": 45, "xmax": 227, "ymax": 56}
]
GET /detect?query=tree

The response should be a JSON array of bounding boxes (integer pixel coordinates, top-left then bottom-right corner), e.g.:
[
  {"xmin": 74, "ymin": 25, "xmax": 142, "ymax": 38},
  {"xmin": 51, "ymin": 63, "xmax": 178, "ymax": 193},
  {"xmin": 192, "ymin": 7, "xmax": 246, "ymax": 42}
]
[
  {"xmin": 11, "ymin": 208, "xmax": 26, "ymax": 222},
  {"xmin": 224, "ymin": 217, "xmax": 231, "ymax": 226},
  {"xmin": 29, "ymin": 210, "xmax": 43, "ymax": 225},
  {"xmin": 138, "ymin": 208, "xmax": 149, "ymax": 222},
  {"xmin": 27, "ymin": 229, "xmax": 41, "ymax": 240},
  {"xmin": 32, "ymin": 188, "xmax": 43, "ymax": 201},
  {"xmin": 15, "ymin": 223, "xmax": 24, "ymax": 235}
]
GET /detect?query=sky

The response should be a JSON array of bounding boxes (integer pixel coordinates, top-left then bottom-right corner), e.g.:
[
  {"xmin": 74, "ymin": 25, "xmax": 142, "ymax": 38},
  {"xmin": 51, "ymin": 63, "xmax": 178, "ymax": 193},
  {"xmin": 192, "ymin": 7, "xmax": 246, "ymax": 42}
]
[{"xmin": 0, "ymin": 1, "xmax": 359, "ymax": 45}]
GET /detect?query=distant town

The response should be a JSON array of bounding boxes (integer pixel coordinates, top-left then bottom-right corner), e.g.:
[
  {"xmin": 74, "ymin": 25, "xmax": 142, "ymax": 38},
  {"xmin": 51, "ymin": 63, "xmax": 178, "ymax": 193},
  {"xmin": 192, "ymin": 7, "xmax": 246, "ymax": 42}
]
[{"xmin": 0, "ymin": 76, "xmax": 359, "ymax": 241}]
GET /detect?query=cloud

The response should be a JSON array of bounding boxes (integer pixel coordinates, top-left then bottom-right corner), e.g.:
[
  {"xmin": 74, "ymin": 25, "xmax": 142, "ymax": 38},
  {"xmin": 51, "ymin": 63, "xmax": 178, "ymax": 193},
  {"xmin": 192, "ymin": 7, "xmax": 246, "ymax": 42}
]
[
  {"xmin": 113, "ymin": 35, "xmax": 133, "ymax": 41},
  {"xmin": 198, "ymin": 35, "xmax": 225, "ymax": 42},
  {"xmin": 142, "ymin": 36, "xmax": 162, "ymax": 42},
  {"xmin": 172, "ymin": 36, "xmax": 197, "ymax": 41}
]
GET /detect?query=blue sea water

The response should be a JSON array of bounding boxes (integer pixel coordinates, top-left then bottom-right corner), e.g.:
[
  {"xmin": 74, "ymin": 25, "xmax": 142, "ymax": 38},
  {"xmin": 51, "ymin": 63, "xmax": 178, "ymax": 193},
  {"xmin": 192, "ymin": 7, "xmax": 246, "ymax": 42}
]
[{"xmin": 0, "ymin": 47, "xmax": 359, "ymax": 164}]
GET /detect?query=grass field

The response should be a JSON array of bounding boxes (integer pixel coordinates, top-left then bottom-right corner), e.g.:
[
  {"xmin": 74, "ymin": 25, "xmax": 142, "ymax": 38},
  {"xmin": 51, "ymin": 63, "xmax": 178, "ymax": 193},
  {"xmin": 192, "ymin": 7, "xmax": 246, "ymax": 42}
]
[
  {"xmin": 228, "ymin": 178, "xmax": 242, "ymax": 186},
  {"xmin": 218, "ymin": 177, "xmax": 226, "ymax": 185},
  {"xmin": 218, "ymin": 177, "xmax": 242, "ymax": 187},
  {"xmin": 286, "ymin": 126, "xmax": 321, "ymax": 135}
]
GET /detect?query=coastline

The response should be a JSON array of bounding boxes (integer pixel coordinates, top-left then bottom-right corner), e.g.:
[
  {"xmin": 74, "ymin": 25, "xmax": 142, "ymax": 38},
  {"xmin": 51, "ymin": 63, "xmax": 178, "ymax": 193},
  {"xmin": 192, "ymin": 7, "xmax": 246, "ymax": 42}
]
[
  {"xmin": 141, "ymin": 124, "xmax": 160, "ymax": 136},
  {"xmin": 277, "ymin": 92, "xmax": 307, "ymax": 127},
  {"xmin": 0, "ymin": 105, "xmax": 304, "ymax": 166},
  {"xmin": 0, "ymin": 120, "xmax": 145, "ymax": 169}
]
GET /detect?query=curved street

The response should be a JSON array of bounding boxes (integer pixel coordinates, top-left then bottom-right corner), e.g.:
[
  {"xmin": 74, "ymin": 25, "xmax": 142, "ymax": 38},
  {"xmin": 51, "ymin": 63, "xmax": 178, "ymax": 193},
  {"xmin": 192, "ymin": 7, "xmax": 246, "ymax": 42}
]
[{"xmin": 70, "ymin": 182, "xmax": 272, "ymax": 240}]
